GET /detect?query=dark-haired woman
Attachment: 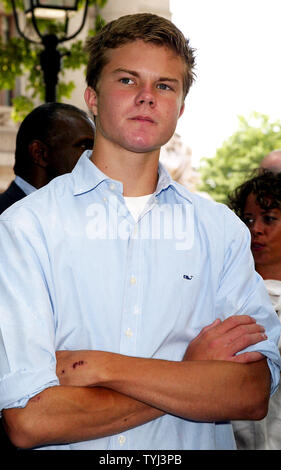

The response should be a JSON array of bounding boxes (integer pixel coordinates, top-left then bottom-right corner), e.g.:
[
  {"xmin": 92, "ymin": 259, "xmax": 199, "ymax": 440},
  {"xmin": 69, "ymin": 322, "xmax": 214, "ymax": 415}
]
[{"xmin": 229, "ymin": 170, "xmax": 281, "ymax": 449}]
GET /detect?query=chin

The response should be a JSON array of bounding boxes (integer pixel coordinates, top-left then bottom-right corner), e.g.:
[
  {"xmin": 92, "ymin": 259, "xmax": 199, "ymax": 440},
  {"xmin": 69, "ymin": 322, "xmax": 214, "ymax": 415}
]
[
  {"xmin": 123, "ymin": 140, "xmax": 158, "ymax": 154},
  {"xmin": 254, "ymin": 256, "xmax": 270, "ymax": 267},
  {"xmin": 129, "ymin": 146, "xmax": 160, "ymax": 154},
  {"xmin": 126, "ymin": 136, "xmax": 169, "ymax": 154}
]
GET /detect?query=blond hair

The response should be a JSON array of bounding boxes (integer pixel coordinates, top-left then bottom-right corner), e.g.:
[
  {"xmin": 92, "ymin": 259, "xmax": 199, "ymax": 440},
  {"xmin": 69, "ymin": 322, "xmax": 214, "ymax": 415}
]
[{"xmin": 85, "ymin": 13, "xmax": 196, "ymax": 98}]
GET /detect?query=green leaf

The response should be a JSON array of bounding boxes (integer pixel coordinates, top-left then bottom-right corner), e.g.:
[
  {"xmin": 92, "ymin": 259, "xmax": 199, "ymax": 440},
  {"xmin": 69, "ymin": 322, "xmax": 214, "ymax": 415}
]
[
  {"xmin": 11, "ymin": 96, "xmax": 34, "ymax": 122},
  {"xmin": 198, "ymin": 112, "xmax": 281, "ymax": 203}
]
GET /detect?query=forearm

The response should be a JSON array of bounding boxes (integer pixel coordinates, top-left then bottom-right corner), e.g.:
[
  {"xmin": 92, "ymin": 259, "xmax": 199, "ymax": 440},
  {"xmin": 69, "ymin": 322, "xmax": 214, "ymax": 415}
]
[
  {"xmin": 73, "ymin": 352, "xmax": 270, "ymax": 422},
  {"xmin": 3, "ymin": 385, "xmax": 163, "ymax": 449},
  {"xmin": 54, "ymin": 315, "xmax": 271, "ymax": 424},
  {"xmin": 106, "ymin": 356, "xmax": 271, "ymax": 421}
]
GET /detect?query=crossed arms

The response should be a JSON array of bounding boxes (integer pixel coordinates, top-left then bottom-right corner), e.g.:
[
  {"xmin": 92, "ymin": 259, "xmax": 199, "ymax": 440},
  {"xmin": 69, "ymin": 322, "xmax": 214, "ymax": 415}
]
[{"xmin": 3, "ymin": 315, "xmax": 271, "ymax": 449}]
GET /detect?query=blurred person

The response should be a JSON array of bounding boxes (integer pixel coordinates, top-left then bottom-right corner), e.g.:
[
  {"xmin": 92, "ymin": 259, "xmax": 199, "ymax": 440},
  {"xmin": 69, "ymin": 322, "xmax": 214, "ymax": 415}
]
[
  {"xmin": 260, "ymin": 150, "xmax": 281, "ymax": 173},
  {"xmin": 229, "ymin": 170, "xmax": 281, "ymax": 449},
  {"xmin": 0, "ymin": 103, "xmax": 95, "ymax": 214},
  {"xmin": 0, "ymin": 14, "xmax": 280, "ymax": 451},
  {"xmin": 0, "ymin": 102, "xmax": 95, "ymax": 450}
]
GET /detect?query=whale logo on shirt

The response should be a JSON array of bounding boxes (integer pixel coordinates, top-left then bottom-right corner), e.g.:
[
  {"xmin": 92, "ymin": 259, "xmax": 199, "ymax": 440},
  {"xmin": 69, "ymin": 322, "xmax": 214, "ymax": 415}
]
[{"xmin": 183, "ymin": 275, "xmax": 194, "ymax": 280}]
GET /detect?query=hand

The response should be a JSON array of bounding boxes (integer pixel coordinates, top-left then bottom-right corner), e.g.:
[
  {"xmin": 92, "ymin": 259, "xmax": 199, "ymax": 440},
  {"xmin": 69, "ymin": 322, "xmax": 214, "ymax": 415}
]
[{"xmin": 184, "ymin": 315, "xmax": 267, "ymax": 363}]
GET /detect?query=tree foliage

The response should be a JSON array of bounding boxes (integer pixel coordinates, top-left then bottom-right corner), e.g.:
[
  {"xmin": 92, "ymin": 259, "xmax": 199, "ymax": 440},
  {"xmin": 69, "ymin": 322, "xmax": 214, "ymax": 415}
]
[
  {"xmin": 0, "ymin": 0, "xmax": 107, "ymax": 121},
  {"xmin": 198, "ymin": 112, "xmax": 281, "ymax": 204}
]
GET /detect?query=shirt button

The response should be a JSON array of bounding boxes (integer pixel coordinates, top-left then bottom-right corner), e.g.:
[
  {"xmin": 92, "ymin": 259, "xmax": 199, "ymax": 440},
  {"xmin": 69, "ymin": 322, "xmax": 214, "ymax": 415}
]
[
  {"xmin": 109, "ymin": 183, "xmax": 116, "ymax": 191},
  {"xmin": 130, "ymin": 275, "xmax": 137, "ymax": 285},
  {"xmin": 133, "ymin": 305, "xmax": 140, "ymax": 315},
  {"xmin": 118, "ymin": 435, "xmax": 126, "ymax": 446},
  {"xmin": 125, "ymin": 328, "xmax": 133, "ymax": 337}
]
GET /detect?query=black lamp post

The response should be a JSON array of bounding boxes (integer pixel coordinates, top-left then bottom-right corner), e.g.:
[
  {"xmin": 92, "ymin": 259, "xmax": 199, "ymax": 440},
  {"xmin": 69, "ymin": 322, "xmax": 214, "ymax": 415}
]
[{"xmin": 11, "ymin": 0, "xmax": 89, "ymax": 102}]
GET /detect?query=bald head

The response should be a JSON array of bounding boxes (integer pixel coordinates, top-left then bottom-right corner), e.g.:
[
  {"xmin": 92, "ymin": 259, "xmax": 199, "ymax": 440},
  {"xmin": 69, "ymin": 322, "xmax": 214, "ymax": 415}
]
[
  {"xmin": 260, "ymin": 150, "xmax": 281, "ymax": 173},
  {"xmin": 14, "ymin": 103, "xmax": 95, "ymax": 188}
]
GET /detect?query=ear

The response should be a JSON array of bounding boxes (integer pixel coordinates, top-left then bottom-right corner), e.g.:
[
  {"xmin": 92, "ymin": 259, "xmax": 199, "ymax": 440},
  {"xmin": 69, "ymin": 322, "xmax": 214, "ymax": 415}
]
[
  {"xmin": 84, "ymin": 86, "xmax": 98, "ymax": 117},
  {"xmin": 28, "ymin": 140, "xmax": 48, "ymax": 168},
  {"xmin": 178, "ymin": 102, "xmax": 185, "ymax": 119}
]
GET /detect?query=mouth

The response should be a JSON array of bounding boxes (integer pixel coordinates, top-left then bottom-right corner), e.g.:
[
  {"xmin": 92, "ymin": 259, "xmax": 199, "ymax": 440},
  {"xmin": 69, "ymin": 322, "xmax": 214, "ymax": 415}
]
[
  {"xmin": 251, "ymin": 242, "xmax": 266, "ymax": 252},
  {"xmin": 130, "ymin": 115, "xmax": 155, "ymax": 124}
]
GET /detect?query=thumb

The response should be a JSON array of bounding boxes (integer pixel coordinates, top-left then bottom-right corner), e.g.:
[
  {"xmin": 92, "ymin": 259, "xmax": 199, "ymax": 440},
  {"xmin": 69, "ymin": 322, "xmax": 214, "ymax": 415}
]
[{"xmin": 198, "ymin": 318, "xmax": 221, "ymax": 337}]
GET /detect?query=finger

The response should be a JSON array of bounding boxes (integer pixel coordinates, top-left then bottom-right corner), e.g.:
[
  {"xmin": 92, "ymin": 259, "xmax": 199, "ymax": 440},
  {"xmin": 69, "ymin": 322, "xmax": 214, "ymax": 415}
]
[
  {"xmin": 222, "ymin": 323, "xmax": 266, "ymax": 346},
  {"xmin": 231, "ymin": 351, "xmax": 265, "ymax": 364},
  {"xmin": 199, "ymin": 321, "xmax": 265, "ymax": 353},
  {"xmin": 214, "ymin": 315, "xmax": 258, "ymax": 336},
  {"xmin": 226, "ymin": 331, "xmax": 267, "ymax": 357}
]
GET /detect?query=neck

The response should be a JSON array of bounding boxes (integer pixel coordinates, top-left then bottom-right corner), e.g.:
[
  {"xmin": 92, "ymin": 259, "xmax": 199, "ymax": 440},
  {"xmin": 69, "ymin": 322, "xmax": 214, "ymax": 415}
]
[
  {"xmin": 90, "ymin": 136, "xmax": 160, "ymax": 197},
  {"xmin": 256, "ymin": 263, "xmax": 281, "ymax": 281},
  {"xmin": 20, "ymin": 166, "xmax": 50, "ymax": 190}
]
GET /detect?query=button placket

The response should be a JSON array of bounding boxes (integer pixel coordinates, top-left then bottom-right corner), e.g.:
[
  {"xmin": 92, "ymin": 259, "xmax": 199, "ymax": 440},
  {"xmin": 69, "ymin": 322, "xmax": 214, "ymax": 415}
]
[{"xmin": 119, "ymin": 235, "xmax": 143, "ymax": 357}]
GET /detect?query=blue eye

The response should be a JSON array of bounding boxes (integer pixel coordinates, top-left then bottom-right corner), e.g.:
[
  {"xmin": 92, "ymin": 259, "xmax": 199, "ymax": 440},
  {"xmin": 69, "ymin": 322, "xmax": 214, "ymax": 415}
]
[
  {"xmin": 120, "ymin": 78, "xmax": 134, "ymax": 85},
  {"xmin": 157, "ymin": 83, "xmax": 171, "ymax": 90}
]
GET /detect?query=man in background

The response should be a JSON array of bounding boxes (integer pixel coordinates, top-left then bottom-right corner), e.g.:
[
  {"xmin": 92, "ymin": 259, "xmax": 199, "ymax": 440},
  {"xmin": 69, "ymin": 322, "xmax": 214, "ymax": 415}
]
[
  {"xmin": 0, "ymin": 102, "xmax": 95, "ymax": 214},
  {"xmin": 0, "ymin": 102, "xmax": 95, "ymax": 449}
]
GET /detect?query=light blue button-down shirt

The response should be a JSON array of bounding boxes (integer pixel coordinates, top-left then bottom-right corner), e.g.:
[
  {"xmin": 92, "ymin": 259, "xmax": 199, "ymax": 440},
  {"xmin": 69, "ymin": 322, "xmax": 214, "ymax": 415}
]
[{"xmin": 0, "ymin": 150, "xmax": 280, "ymax": 450}]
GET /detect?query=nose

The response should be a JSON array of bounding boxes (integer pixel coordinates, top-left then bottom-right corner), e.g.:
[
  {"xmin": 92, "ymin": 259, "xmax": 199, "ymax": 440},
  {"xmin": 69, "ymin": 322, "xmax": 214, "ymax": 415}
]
[
  {"xmin": 251, "ymin": 219, "xmax": 265, "ymax": 236},
  {"xmin": 135, "ymin": 85, "xmax": 156, "ymax": 107}
]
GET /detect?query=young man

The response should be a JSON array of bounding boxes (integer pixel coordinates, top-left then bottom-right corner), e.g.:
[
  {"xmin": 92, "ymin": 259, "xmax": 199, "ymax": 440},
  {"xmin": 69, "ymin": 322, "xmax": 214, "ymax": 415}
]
[
  {"xmin": 0, "ymin": 103, "xmax": 95, "ymax": 214},
  {"xmin": 0, "ymin": 14, "xmax": 280, "ymax": 450}
]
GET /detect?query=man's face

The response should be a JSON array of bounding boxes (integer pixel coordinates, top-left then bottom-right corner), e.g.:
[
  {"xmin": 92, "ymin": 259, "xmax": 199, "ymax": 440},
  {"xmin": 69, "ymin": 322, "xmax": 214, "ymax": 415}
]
[
  {"xmin": 47, "ymin": 112, "xmax": 95, "ymax": 177},
  {"xmin": 86, "ymin": 40, "xmax": 185, "ymax": 155}
]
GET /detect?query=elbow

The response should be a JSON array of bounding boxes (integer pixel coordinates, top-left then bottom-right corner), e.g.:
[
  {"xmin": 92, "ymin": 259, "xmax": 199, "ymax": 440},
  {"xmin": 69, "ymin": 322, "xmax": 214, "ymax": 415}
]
[
  {"xmin": 245, "ymin": 392, "xmax": 269, "ymax": 421},
  {"xmin": 2, "ymin": 408, "xmax": 41, "ymax": 449},
  {"xmin": 8, "ymin": 432, "xmax": 35, "ymax": 450},
  {"xmin": 242, "ymin": 362, "xmax": 271, "ymax": 421},
  {"xmin": 233, "ymin": 360, "xmax": 271, "ymax": 421}
]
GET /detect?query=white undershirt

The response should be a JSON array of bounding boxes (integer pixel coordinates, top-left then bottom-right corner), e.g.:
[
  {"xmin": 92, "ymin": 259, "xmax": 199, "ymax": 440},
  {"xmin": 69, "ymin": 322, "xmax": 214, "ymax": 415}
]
[{"xmin": 124, "ymin": 194, "xmax": 153, "ymax": 222}]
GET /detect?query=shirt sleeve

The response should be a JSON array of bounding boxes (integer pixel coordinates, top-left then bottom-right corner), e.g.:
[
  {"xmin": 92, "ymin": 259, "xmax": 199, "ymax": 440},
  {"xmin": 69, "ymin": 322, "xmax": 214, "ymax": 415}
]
[
  {"xmin": 0, "ymin": 208, "xmax": 59, "ymax": 411},
  {"xmin": 215, "ymin": 206, "xmax": 281, "ymax": 395}
]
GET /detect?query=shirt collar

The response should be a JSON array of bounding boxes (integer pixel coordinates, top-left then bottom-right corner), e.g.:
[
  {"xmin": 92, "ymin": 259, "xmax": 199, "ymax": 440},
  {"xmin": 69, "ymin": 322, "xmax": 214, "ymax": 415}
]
[
  {"xmin": 14, "ymin": 175, "xmax": 36, "ymax": 196},
  {"xmin": 72, "ymin": 150, "xmax": 123, "ymax": 195},
  {"xmin": 155, "ymin": 161, "xmax": 172, "ymax": 195},
  {"xmin": 72, "ymin": 150, "xmax": 192, "ymax": 203},
  {"xmin": 156, "ymin": 162, "xmax": 193, "ymax": 203}
]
